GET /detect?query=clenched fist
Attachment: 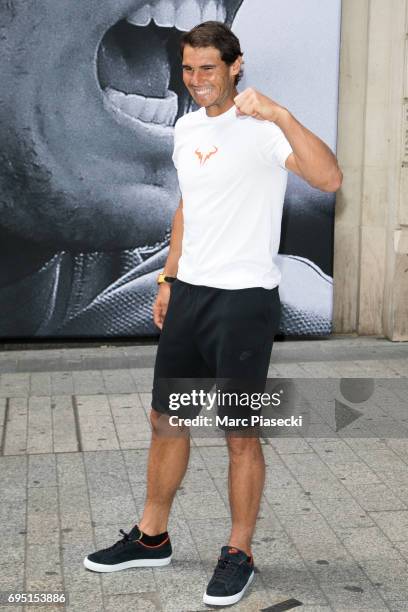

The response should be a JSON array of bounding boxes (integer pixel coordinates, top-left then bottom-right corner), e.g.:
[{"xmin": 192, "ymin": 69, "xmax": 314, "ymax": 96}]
[{"xmin": 234, "ymin": 87, "xmax": 287, "ymax": 123}]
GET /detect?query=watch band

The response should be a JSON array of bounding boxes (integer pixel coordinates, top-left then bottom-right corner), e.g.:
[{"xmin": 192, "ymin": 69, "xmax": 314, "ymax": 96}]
[{"xmin": 157, "ymin": 272, "xmax": 176, "ymax": 285}]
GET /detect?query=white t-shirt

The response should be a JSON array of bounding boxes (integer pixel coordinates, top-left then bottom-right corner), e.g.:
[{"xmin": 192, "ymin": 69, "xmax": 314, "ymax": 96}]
[{"xmin": 172, "ymin": 104, "xmax": 293, "ymax": 289}]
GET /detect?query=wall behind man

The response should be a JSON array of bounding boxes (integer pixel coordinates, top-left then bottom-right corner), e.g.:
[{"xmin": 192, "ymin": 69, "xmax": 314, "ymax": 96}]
[{"xmin": 0, "ymin": 0, "xmax": 342, "ymax": 339}]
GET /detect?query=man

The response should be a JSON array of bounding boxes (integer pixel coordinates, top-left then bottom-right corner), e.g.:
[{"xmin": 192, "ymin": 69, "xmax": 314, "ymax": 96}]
[{"xmin": 84, "ymin": 21, "xmax": 342, "ymax": 607}]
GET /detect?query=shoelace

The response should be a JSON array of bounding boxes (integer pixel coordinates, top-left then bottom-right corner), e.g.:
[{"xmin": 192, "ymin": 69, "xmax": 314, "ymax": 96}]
[
  {"xmin": 212, "ymin": 557, "xmax": 241, "ymax": 584},
  {"xmin": 104, "ymin": 529, "xmax": 133, "ymax": 551}
]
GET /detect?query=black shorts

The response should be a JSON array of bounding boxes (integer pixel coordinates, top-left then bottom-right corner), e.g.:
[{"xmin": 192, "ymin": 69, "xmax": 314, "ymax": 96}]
[{"xmin": 152, "ymin": 279, "xmax": 281, "ymax": 427}]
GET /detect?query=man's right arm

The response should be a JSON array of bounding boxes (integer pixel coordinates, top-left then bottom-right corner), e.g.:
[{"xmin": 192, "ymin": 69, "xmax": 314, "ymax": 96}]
[{"xmin": 153, "ymin": 198, "xmax": 183, "ymax": 330}]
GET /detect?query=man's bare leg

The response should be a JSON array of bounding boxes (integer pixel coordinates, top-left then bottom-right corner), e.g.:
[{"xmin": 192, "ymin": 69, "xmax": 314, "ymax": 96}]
[
  {"xmin": 138, "ymin": 408, "xmax": 190, "ymax": 535},
  {"xmin": 226, "ymin": 434, "xmax": 265, "ymax": 557}
]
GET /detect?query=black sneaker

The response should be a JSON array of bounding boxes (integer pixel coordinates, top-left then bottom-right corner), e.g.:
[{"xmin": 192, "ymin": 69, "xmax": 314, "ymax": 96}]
[
  {"xmin": 203, "ymin": 546, "xmax": 255, "ymax": 606},
  {"xmin": 83, "ymin": 525, "xmax": 172, "ymax": 572}
]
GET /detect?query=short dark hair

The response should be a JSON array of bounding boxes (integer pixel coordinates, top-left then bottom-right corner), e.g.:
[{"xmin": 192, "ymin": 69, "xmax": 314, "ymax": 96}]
[{"xmin": 180, "ymin": 21, "xmax": 244, "ymax": 86}]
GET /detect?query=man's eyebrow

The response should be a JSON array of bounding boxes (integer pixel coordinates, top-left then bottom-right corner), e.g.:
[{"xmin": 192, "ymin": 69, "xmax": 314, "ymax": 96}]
[{"xmin": 182, "ymin": 64, "xmax": 217, "ymax": 69}]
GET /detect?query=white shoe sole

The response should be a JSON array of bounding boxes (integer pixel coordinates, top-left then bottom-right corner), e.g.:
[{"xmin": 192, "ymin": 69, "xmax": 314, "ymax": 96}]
[
  {"xmin": 83, "ymin": 555, "xmax": 172, "ymax": 572},
  {"xmin": 203, "ymin": 570, "xmax": 254, "ymax": 606}
]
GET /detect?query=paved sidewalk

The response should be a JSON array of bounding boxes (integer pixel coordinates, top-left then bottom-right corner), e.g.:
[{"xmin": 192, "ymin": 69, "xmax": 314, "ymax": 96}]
[{"xmin": 0, "ymin": 336, "xmax": 408, "ymax": 612}]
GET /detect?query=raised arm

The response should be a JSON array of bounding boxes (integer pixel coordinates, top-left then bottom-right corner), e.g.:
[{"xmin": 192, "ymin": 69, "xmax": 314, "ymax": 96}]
[{"xmin": 234, "ymin": 88, "xmax": 343, "ymax": 193}]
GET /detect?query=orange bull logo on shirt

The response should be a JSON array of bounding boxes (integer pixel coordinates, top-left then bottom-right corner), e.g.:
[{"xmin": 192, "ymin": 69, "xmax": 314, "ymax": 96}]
[{"xmin": 195, "ymin": 145, "xmax": 219, "ymax": 166}]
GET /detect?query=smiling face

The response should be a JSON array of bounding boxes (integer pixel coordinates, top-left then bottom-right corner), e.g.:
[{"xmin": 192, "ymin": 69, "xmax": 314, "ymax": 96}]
[
  {"xmin": 182, "ymin": 45, "xmax": 241, "ymax": 115},
  {"xmin": 0, "ymin": 0, "xmax": 243, "ymax": 251}
]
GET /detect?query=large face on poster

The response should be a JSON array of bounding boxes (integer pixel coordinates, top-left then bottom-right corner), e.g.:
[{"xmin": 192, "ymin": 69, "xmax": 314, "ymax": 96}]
[{"xmin": 0, "ymin": 0, "xmax": 340, "ymax": 337}]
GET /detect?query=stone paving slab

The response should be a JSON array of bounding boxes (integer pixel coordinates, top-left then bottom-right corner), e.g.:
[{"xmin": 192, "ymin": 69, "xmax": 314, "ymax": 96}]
[
  {"xmin": 3, "ymin": 397, "xmax": 28, "ymax": 455},
  {"xmin": 72, "ymin": 370, "xmax": 106, "ymax": 396},
  {"xmin": 27, "ymin": 397, "xmax": 54, "ymax": 454},
  {"xmin": 30, "ymin": 372, "xmax": 52, "ymax": 397},
  {"xmin": 50, "ymin": 372, "xmax": 74, "ymax": 396},
  {"xmin": 52, "ymin": 396, "xmax": 78, "ymax": 454},
  {"xmin": 108, "ymin": 393, "xmax": 151, "ymax": 448},
  {"xmin": 0, "ymin": 373, "xmax": 30, "ymax": 397},
  {"xmin": 342, "ymin": 481, "xmax": 408, "ymax": 513},
  {"xmin": 102, "ymin": 369, "xmax": 137, "ymax": 395}
]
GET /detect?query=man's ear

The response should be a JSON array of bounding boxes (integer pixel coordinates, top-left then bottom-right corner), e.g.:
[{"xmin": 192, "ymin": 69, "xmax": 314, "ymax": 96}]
[{"xmin": 232, "ymin": 56, "xmax": 243, "ymax": 77}]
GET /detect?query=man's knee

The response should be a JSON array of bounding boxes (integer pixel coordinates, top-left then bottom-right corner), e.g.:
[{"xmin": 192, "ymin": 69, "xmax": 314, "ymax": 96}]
[
  {"xmin": 226, "ymin": 433, "xmax": 263, "ymax": 459},
  {"xmin": 150, "ymin": 407, "xmax": 164, "ymax": 428},
  {"xmin": 150, "ymin": 407, "xmax": 189, "ymax": 437},
  {"xmin": 150, "ymin": 407, "xmax": 171, "ymax": 433}
]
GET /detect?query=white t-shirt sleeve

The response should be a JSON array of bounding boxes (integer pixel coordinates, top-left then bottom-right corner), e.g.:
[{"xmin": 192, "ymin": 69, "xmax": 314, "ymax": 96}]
[{"xmin": 258, "ymin": 121, "xmax": 293, "ymax": 171}]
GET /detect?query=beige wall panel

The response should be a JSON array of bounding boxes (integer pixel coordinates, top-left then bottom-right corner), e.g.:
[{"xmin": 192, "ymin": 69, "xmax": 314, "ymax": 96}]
[
  {"xmin": 404, "ymin": 38, "xmax": 408, "ymax": 99},
  {"xmin": 399, "ymin": 168, "xmax": 408, "ymax": 225},
  {"xmin": 366, "ymin": 41, "xmax": 391, "ymax": 107},
  {"xmin": 340, "ymin": 0, "xmax": 370, "ymax": 42},
  {"xmin": 333, "ymin": 223, "xmax": 360, "ymax": 331},
  {"xmin": 400, "ymin": 102, "xmax": 408, "ymax": 225},
  {"xmin": 363, "ymin": 103, "xmax": 391, "ymax": 167},
  {"xmin": 337, "ymin": 103, "xmax": 366, "ymax": 168},
  {"xmin": 358, "ymin": 225, "xmax": 386, "ymax": 334},
  {"xmin": 369, "ymin": 0, "xmax": 392, "ymax": 42},
  {"xmin": 336, "ymin": 167, "xmax": 363, "ymax": 226},
  {"xmin": 333, "ymin": 0, "xmax": 370, "ymax": 333},
  {"xmin": 390, "ymin": 230, "xmax": 408, "ymax": 340},
  {"xmin": 361, "ymin": 167, "xmax": 388, "ymax": 227},
  {"xmin": 338, "ymin": 37, "xmax": 369, "ymax": 101}
]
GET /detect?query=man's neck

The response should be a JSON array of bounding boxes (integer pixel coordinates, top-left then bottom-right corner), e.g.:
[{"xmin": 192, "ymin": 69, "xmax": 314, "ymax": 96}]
[{"xmin": 205, "ymin": 90, "xmax": 238, "ymax": 117}]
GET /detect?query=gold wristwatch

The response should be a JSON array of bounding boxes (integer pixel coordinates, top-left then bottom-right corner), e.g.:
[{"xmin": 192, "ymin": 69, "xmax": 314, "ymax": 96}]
[{"xmin": 157, "ymin": 272, "xmax": 176, "ymax": 285}]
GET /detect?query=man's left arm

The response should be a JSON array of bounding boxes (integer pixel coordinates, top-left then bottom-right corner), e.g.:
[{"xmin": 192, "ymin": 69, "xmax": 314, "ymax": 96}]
[{"xmin": 234, "ymin": 88, "xmax": 343, "ymax": 193}]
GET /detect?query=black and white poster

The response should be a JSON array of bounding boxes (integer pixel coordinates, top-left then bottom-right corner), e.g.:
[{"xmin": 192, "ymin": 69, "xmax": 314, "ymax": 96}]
[{"xmin": 0, "ymin": 0, "xmax": 341, "ymax": 338}]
